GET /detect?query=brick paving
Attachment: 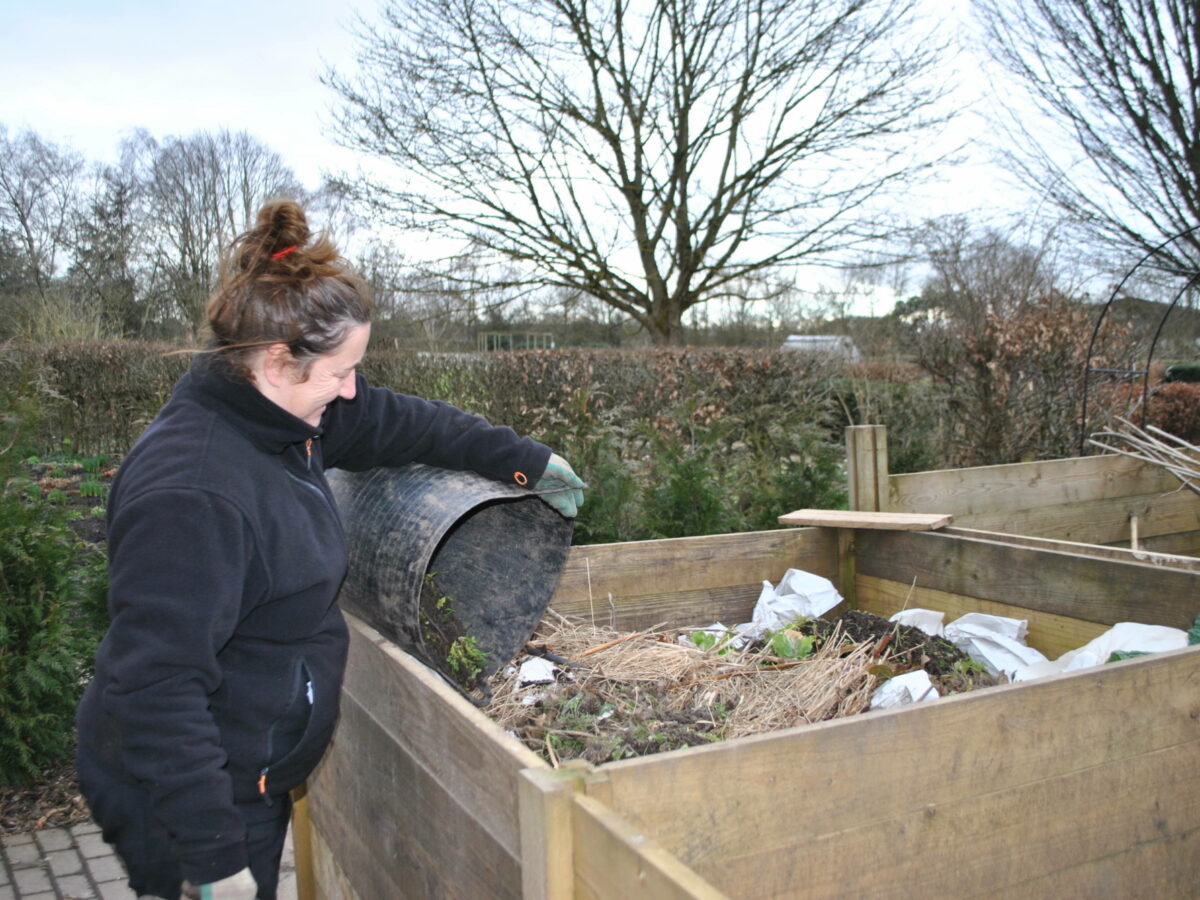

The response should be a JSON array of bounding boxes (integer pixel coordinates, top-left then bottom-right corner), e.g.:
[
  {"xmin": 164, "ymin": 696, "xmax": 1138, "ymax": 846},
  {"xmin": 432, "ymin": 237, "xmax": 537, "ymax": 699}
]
[{"xmin": 0, "ymin": 822, "xmax": 296, "ymax": 900}]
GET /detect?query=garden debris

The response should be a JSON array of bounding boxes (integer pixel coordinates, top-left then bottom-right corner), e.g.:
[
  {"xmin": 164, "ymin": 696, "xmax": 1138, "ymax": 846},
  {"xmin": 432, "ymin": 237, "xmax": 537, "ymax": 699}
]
[{"xmin": 486, "ymin": 607, "xmax": 999, "ymax": 766}]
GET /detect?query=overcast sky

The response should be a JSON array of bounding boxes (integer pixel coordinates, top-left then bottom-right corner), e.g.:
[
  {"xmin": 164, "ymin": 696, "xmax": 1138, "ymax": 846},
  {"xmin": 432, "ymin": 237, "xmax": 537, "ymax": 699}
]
[{"xmin": 1, "ymin": 0, "xmax": 369, "ymax": 187}]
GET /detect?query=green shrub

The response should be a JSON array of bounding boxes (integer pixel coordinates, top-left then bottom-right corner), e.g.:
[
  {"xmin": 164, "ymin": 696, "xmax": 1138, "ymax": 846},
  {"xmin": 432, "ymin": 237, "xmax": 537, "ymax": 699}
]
[
  {"xmin": 0, "ymin": 483, "xmax": 108, "ymax": 788},
  {"xmin": 636, "ymin": 434, "xmax": 737, "ymax": 539}
]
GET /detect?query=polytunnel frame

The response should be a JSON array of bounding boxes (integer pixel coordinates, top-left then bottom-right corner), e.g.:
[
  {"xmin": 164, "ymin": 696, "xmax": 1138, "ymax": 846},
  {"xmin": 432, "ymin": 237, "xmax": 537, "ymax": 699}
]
[{"xmin": 1078, "ymin": 224, "xmax": 1200, "ymax": 456}]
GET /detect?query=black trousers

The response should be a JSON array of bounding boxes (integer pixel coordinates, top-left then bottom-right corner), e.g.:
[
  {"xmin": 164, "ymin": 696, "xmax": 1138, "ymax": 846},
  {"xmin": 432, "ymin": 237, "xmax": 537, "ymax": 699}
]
[{"xmin": 76, "ymin": 748, "xmax": 291, "ymax": 900}]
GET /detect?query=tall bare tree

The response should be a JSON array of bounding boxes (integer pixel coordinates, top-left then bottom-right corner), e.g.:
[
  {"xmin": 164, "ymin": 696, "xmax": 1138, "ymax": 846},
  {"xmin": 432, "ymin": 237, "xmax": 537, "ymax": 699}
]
[
  {"xmin": 327, "ymin": 0, "xmax": 948, "ymax": 344},
  {"xmin": 135, "ymin": 130, "xmax": 304, "ymax": 336},
  {"xmin": 0, "ymin": 127, "xmax": 84, "ymax": 304},
  {"xmin": 975, "ymin": 0, "xmax": 1200, "ymax": 270}
]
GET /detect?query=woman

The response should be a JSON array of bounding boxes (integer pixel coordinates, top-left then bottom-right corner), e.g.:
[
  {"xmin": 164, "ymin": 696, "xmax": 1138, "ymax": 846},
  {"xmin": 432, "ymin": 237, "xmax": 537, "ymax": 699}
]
[{"xmin": 75, "ymin": 200, "xmax": 584, "ymax": 899}]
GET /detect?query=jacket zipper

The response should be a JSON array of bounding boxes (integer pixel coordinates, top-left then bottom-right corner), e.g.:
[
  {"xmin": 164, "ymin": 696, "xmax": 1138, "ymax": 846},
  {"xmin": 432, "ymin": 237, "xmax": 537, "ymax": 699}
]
[{"xmin": 305, "ymin": 437, "xmax": 313, "ymax": 470}]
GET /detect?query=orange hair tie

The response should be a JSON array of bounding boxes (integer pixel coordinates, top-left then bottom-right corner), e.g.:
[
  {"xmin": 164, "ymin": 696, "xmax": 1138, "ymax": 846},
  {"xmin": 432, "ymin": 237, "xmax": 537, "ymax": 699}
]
[{"xmin": 271, "ymin": 245, "xmax": 298, "ymax": 260}]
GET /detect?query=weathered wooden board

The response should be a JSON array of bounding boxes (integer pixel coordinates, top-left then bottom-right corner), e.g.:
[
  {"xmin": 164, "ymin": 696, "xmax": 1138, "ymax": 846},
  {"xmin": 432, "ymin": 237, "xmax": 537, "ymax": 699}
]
[
  {"xmin": 854, "ymin": 529, "xmax": 1199, "ymax": 629},
  {"xmin": 1139, "ymin": 529, "xmax": 1200, "ymax": 557},
  {"xmin": 306, "ymin": 615, "xmax": 544, "ymax": 899},
  {"xmin": 549, "ymin": 529, "xmax": 837, "ymax": 630},
  {"xmin": 778, "ymin": 509, "xmax": 953, "ymax": 530},
  {"xmin": 944, "ymin": 526, "xmax": 1200, "ymax": 573},
  {"xmin": 594, "ymin": 645, "xmax": 1200, "ymax": 898},
  {"xmin": 854, "ymin": 574, "xmax": 1109, "ymax": 659},
  {"xmin": 888, "ymin": 453, "xmax": 1178, "ymax": 518},
  {"xmin": 944, "ymin": 487, "xmax": 1200, "ymax": 545},
  {"xmin": 572, "ymin": 794, "xmax": 730, "ymax": 900}
]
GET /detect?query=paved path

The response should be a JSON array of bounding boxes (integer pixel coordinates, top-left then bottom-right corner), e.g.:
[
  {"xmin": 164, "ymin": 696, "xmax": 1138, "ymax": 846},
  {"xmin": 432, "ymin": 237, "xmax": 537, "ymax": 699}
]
[{"xmin": 0, "ymin": 822, "xmax": 297, "ymax": 900}]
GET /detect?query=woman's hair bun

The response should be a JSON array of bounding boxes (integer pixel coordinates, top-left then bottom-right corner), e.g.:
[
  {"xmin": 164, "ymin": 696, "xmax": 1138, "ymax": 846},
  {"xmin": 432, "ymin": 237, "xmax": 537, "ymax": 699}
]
[{"xmin": 257, "ymin": 200, "xmax": 311, "ymax": 258}]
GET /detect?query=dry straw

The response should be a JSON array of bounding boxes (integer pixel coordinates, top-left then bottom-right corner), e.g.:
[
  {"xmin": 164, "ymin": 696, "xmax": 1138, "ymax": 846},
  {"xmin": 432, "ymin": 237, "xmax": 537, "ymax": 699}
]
[{"xmin": 485, "ymin": 611, "xmax": 881, "ymax": 745}]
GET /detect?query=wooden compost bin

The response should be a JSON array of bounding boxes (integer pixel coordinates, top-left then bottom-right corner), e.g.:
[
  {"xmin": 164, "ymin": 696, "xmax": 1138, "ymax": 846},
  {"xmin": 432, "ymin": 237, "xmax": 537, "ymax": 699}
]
[
  {"xmin": 845, "ymin": 424, "xmax": 1200, "ymax": 567},
  {"xmin": 299, "ymin": 517, "xmax": 1200, "ymax": 898}
]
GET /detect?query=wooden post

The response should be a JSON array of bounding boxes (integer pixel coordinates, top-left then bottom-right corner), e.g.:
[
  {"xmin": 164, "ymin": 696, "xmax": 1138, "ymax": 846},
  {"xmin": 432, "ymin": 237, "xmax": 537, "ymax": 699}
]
[
  {"xmin": 519, "ymin": 764, "xmax": 590, "ymax": 900},
  {"xmin": 290, "ymin": 784, "xmax": 316, "ymax": 900},
  {"xmin": 845, "ymin": 425, "xmax": 889, "ymax": 513}
]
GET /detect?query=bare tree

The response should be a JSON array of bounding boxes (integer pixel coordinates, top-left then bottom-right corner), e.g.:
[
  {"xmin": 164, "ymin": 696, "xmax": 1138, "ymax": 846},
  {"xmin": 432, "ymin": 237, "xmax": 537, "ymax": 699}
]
[
  {"xmin": 327, "ymin": 0, "xmax": 949, "ymax": 344},
  {"xmin": 902, "ymin": 218, "xmax": 1133, "ymax": 465},
  {"xmin": 0, "ymin": 127, "xmax": 84, "ymax": 303},
  {"xmin": 975, "ymin": 0, "xmax": 1200, "ymax": 270},
  {"xmin": 134, "ymin": 130, "xmax": 304, "ymax": 336}
]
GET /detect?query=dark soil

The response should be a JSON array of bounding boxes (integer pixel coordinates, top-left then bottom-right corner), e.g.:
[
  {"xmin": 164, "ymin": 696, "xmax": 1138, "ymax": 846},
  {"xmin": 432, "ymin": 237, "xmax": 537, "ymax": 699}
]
[{"xmin": 808, "ymin": 608, "xmax": 1002, "ymax": 695}]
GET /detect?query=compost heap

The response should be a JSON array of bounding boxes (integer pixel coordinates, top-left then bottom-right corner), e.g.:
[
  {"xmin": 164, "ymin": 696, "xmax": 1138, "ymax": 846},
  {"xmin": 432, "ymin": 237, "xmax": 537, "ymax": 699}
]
[{"xmin": 485, "ymin": 609, "xmax": 1000, "ymax": 766}]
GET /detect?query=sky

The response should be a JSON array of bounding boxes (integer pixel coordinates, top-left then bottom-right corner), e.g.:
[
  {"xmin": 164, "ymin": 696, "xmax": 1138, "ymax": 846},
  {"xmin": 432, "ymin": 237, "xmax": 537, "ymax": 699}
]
[
  {"xmin": 0, "ymin": 0, "xmax": 1035, "ymax": 317},
  {"xmin": 1, "ymin": 0, "xmax": 369, "ymax": 187}
]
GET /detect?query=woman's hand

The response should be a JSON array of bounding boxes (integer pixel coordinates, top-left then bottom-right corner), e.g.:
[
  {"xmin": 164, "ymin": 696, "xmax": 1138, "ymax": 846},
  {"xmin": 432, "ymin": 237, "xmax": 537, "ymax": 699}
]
[{"xmin": 534, "ymin": 453, "xmax": 586, "ymax": 518}]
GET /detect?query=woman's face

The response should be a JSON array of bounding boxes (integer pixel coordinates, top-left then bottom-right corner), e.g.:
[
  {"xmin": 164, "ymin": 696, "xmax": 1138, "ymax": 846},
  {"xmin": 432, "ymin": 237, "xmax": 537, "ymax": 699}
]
[{"xmin": 271, "ymin": 323, "xmax": 372, "ymax": 427}]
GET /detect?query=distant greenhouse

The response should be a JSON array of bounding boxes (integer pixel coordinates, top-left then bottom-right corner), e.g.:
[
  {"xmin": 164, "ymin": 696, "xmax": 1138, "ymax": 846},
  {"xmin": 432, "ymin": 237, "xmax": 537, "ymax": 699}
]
[{"xmin": 780, "ymin": 334, "xmax": 861, "ymax": 362}]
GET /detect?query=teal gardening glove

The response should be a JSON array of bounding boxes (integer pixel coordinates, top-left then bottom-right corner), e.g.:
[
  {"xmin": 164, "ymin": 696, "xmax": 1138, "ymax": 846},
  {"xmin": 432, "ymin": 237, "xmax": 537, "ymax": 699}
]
[
  {"xmin": 182, "ymin": 867, "xmax": 257, "ymax": 900},
  {"xmin": 534, "ymin": 452, "xmax": 586, "ymax": 518}
]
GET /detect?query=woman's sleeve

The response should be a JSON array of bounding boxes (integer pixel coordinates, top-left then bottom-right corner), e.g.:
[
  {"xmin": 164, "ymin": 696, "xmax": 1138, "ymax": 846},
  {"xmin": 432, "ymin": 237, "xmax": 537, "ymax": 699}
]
[
  {"xmin": 321, "ymin": 374, "xmax": 551, "ymax": 483},
  {"xmin": 99, "ymin": 487, "xmax": 256, "ymax": 884}
]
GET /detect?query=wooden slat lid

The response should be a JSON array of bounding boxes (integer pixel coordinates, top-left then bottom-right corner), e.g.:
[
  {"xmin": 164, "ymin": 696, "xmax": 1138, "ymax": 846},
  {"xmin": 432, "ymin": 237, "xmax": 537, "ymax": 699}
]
[{"xmin": 777, "ymin": 509, "xmax": 954, "ymax": 531}]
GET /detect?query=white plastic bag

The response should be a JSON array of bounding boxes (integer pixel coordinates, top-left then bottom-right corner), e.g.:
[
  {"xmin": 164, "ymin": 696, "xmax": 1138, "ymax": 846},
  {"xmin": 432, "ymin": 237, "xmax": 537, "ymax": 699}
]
[
  {"xmin": 888, "ymin": 608, "xmax": 945, "ymax": 637},
  {"xmin": 870, "ymin": 669, "xmax": 940, "ymax": 709},
  {"xmin": 944, "ymin": 614, "xmax": 1046, "ymax": 679},
  {"xmin": 1013, "ymin": 622, "xmax": 1188, "ymax": 682},
  {"xmin": 743, "ymin": 569, "xmax": 842, "ymax": 640}
]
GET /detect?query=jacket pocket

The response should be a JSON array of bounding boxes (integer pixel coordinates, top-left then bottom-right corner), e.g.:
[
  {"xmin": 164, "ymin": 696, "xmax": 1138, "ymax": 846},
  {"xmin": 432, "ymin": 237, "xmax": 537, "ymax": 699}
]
[
  {"xmin": 254, "ymin": 657, "xmax": 337, "ymax": 803},
  {"xmin": 263, "ymin": 658, "xmax": 313, "ymax": 768}
]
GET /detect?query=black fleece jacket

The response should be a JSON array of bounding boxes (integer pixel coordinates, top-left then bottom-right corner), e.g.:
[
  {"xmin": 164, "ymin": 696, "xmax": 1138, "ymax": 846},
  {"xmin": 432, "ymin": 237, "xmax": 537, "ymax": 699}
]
[{"xmin": 75, "ymin": 356, "xmax": 550, "ymax": 885}]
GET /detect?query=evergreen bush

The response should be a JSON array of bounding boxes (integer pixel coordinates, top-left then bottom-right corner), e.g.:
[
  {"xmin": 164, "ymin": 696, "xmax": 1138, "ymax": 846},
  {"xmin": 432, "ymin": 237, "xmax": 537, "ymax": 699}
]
[{"xmin": 0, "ymin": 490, "xmax": 108, "ymax": 788}]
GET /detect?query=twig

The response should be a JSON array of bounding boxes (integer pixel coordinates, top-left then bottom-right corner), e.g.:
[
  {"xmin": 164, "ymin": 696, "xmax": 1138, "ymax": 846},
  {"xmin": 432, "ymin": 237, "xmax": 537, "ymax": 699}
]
[{"xmin": 577, "ymin": 632, "xmax": 648, "ymax": 658}]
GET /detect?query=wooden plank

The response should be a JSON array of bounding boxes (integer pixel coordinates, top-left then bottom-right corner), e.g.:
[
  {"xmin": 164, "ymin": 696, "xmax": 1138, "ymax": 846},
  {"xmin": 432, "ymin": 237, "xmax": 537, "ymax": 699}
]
[
  {"xmin": 944, "ymin": 526, "xmax": 1200, "ymax": 572},
  {"xmin": 948, "ymin": 487, "xmax": 1200, "ymax": 544},
  {"xmin": 708, "ymin": 739, "xmax": 1200, "ymax": 898},
  {"xmin": 1138, "ymin": 529, "xmax": 1200, "ymax": 558},
  {"xmin": 888, "ymin": 454, "xmax": 1178, "ymax": 519},
  {"xmin": 778, "ymin": 509, "xmax": 953, "ymax": 530},
  {"xmin": 550, "ymin": 529, "xmax": 837, "ymax": 630},
  {"xmin": 572, "ymin": 794, "xmax": 730, "ymax": 900},
  {"xmin": 306, "ymin": 615, "xmax": 544, "ymax": 899},
  {"xmin": 846, "ymin": 424, "xmax": 889, "ymax": 512},
  {"xmin": 309, "ymin": 822, "xmax": 361, "ymax": 900},
  {"xmin": 986, "ymin": 826, "xmax": 1200, "ymax": 899},
  {"xmin": 595, "ymin": 646, "xmax": 1200, "ymax": 898},
  {"xmin": 520, "ymin": 767, "xmax": 587, "ymax": 900},
  {"xmin": 854, "ymin": 574, "xmax": 1109, "ymax": 659},
  {"xmin": 310, "ymin": 695, "xmax": 523, "ymax": 899},
  {"xmin": 551, "ymin": 583, "xmax": 765, "ymax": 633},
  {"xmin": 853, "ymin": 529, "xmax": 1200, "ymax": 629},
  {"xmin": 289, "ymin": 785, "xmax": 316, "ymax": 900}
]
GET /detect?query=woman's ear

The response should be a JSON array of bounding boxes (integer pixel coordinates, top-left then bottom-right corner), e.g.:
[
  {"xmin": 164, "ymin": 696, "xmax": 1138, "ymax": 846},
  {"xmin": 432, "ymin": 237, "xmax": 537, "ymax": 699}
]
[{"xmin": 259, "ymin": 342, "xmax": 296, "ymax": 388}]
